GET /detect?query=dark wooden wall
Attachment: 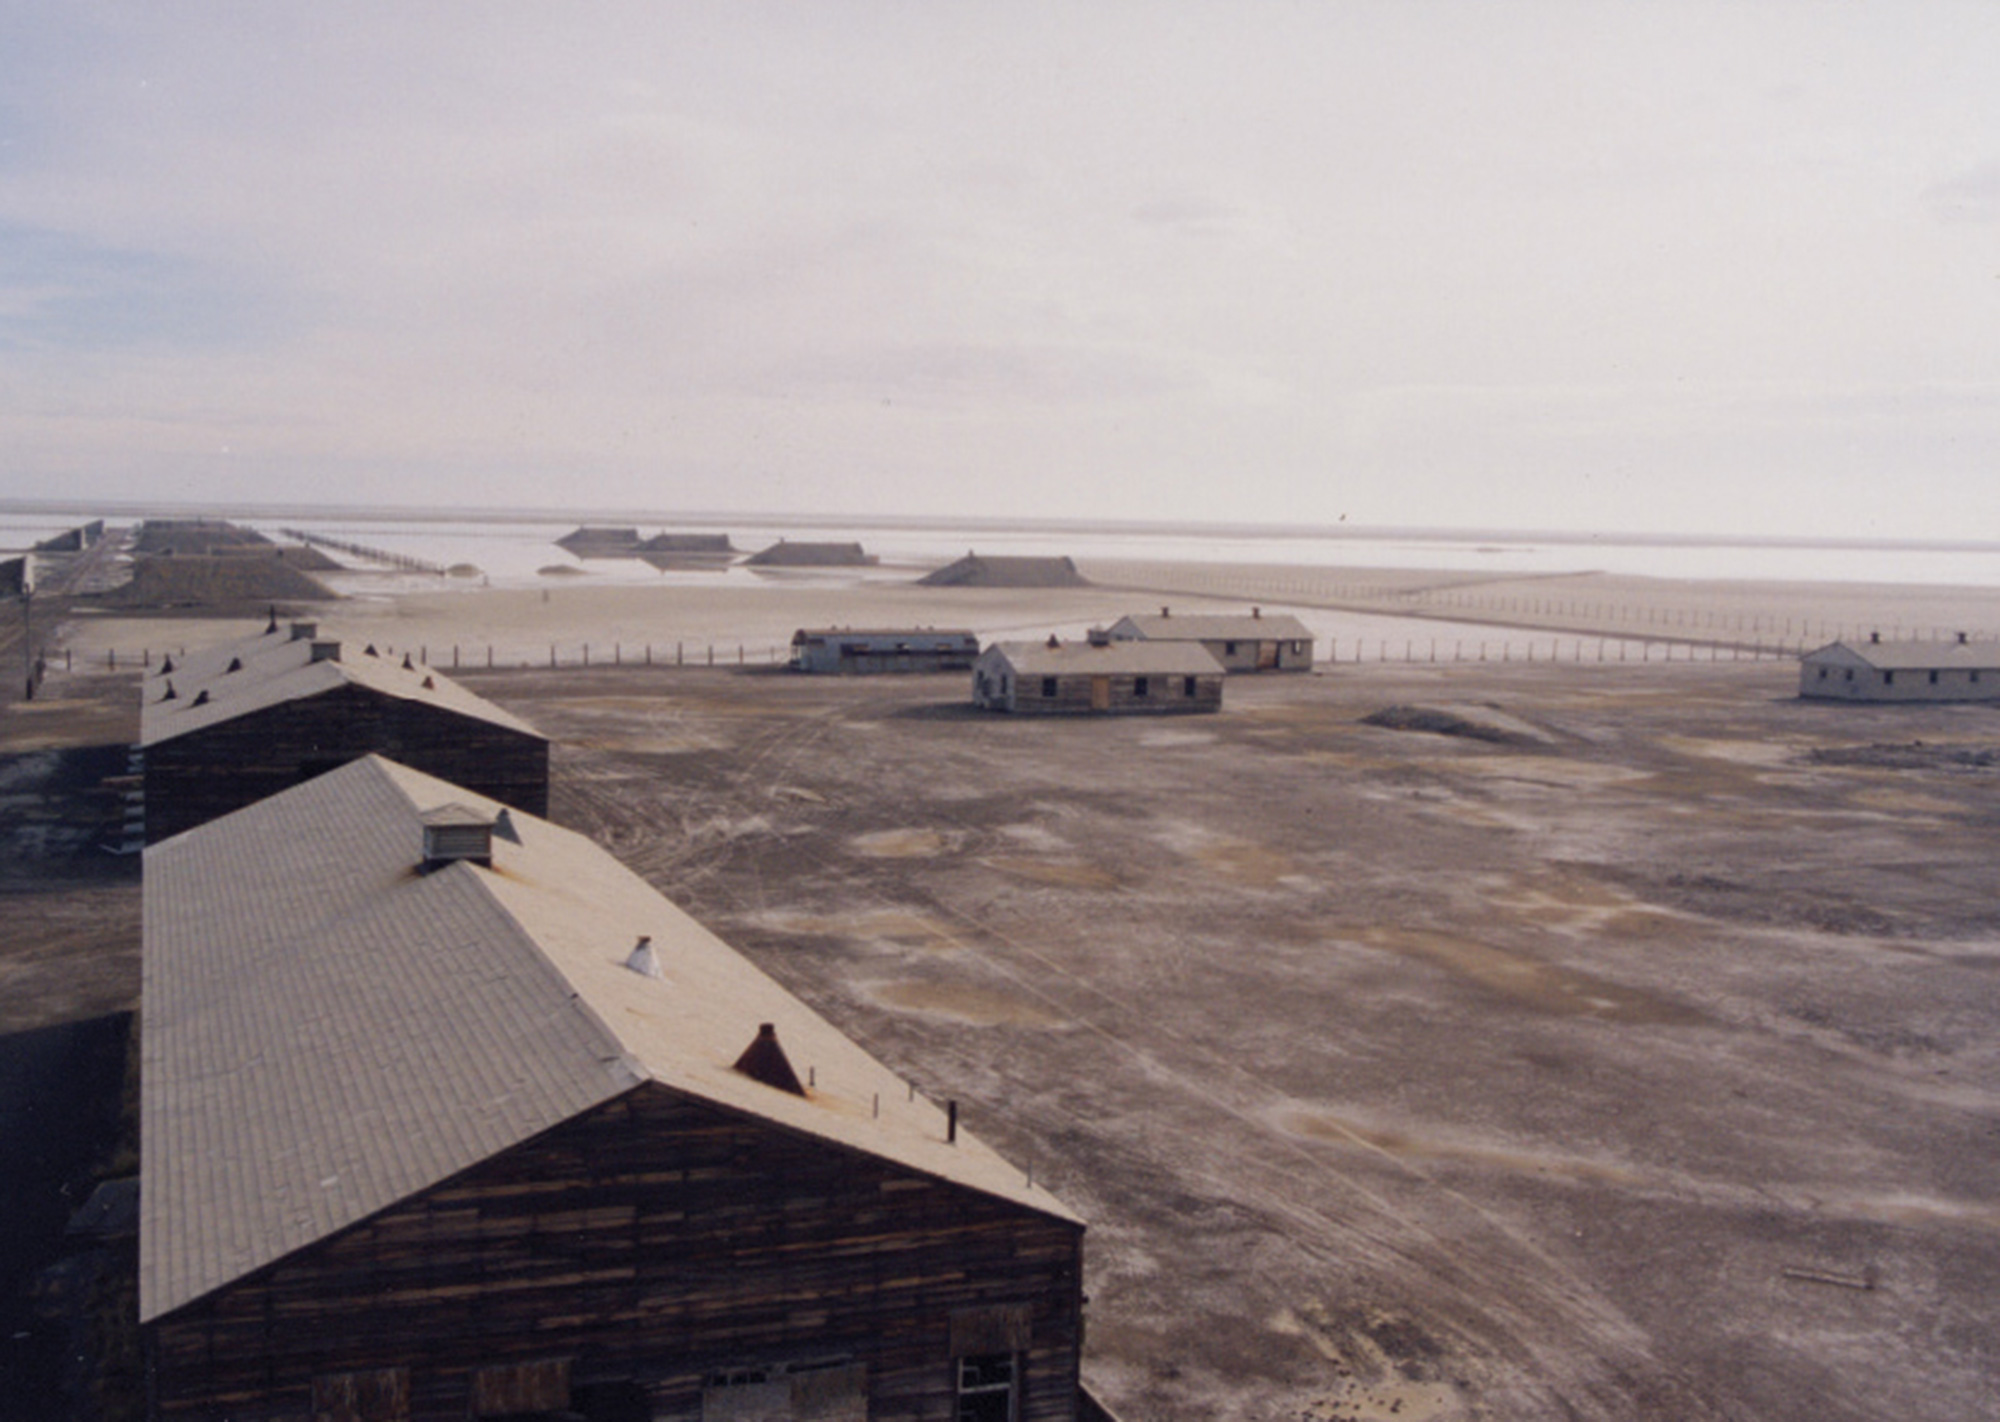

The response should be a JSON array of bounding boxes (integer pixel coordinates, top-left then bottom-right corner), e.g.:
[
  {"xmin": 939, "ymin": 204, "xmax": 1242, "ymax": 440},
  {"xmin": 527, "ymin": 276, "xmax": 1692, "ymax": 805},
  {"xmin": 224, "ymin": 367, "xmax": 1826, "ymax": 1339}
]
[
  {"xmin": 149, "ymin": 1084, "xmax": 1083, "ymax": 1421},
  {"xmin": 143, "ymin": 685, "xmax": 549, "ymax": 843}
]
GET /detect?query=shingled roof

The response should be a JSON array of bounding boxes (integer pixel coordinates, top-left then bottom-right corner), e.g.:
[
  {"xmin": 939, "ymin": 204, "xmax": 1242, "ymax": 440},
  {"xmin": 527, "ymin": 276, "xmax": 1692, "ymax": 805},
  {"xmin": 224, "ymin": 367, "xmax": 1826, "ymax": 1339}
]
[
  {"xmin": 1801, "ymin": 636, "xmax": 2000, "ymax": 671},
  {"xmin": 140, "ymin": 756, "xmax": 1075, "ymax": 1322},
  {"xmin": 981, "ymin": 638, "xmax": 1224, "ymax": 677},
  {"xmin": 139, "ymin": 621, "xmax": 541, "ymax": 748}
]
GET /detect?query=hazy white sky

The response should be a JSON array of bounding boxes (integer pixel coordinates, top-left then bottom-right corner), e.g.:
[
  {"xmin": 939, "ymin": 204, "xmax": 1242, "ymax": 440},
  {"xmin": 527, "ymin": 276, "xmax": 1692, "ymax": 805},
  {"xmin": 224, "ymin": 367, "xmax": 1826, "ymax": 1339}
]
[{"xmin": 2, "ymin": 2, "xmax": 1997, "ymax": 536}]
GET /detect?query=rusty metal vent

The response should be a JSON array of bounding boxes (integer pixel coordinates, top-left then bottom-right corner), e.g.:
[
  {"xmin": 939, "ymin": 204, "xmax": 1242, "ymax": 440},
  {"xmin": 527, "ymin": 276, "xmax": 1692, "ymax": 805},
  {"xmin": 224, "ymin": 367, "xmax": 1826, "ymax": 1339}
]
[{"xmin": 732, "ymin": 1023, "xmax": 806, "ymax": 1096}]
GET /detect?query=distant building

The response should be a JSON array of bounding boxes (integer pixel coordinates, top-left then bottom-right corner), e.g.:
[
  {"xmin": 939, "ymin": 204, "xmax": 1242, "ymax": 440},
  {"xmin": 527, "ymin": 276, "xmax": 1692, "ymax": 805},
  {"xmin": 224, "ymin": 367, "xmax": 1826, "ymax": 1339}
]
[
  {"xmin": 748, "ymin": 539, "xmax": 878, "ymax": 568},
  {"xmin": 140, "ymin": 619, "xmax": 548, "ymax": 842},
  {"xmin": 142, "ymin": 756, "xmax": 1085, "ymax": 1422},
  {"xmin": 919, "ymin": 553, "xmax": 1088, "ymax": 588},
  {"xmin": 554, "ymin": 525, "xmax": 642, "ymax": 556},
  {"xmin": 1799, "ymin": 633, "xmax": 2000, "ymax": 702},
  {"xmin": 791, "ymin": 627, "xmax": 980, "ymax": 674},
  {"xmin": 974, "ymin": 631, "xmax": 1224, "ymax": 714},
  {"xmin": 1107, "ymin": 607, "xmax": 1314, "ymax": 672}
]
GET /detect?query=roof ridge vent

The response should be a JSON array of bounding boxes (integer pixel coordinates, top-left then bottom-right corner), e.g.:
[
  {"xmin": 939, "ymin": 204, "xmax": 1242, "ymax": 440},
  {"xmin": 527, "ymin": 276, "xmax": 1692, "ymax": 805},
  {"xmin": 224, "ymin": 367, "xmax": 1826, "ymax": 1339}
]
[
  {"xmin": 733, "ymin": 1022, "xmax": 807, "ymax": 1096},
  {"xmin": 1087, "ymin": 626, "xmax": 1111, "ymax": 646},
  {"xmin": 225, "ymin": 656, "xmax": 242, "ymax": 673},
  {"xmin": 624, "ymin": 935, "xmax": 662, "ymax": 979},
  {"xmin": 289, "ymin": 621, "xmax": 317, "ymax": 642},
  {"xmin": 309, "ymin": 640, "xmax": 341, "ymax": 663},
  {"xmin": 419, "ymin": 804, "xmax": 494, "ymax": 871}
]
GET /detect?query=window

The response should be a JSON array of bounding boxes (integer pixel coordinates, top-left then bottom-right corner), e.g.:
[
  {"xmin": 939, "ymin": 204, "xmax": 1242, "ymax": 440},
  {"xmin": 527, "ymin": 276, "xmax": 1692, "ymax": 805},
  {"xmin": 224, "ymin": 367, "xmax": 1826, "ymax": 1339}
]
[
  {"xmin": 1223, "ymin": 641, "xmax": 1238, "ymax": 656},
  {"xmin": 1041, "ymin": 677, "xmax": 1057, "ymax": 697},
  {"xmin": 471, "ymin": 1359, "xmax": 570, "ymax": 1417},
  {"xmin": 1134, "ymin": 676, "xmax": 1149, "ymax": 697},
  {"xmin": 1884, "ymin": 670, "xmax": 1894, "ymax": 685},
  {"xmin": 312, "ymin": 1368, "xmax": 410, "ymax": 1422},
  {"xmin": 1929, "ymin": 670, "xmax": 1940, "ymax": 684},
  {"xmin": 1818, "ymin": 667, "xmax": 1828, "ymax": 680},
  {"xmin": 1844, "ymin": 669, "xmax": 1854, "ymax": 681},
  {"xmin": 1974, "ymin": 671, "xmax": 1983, "ymax": 684},
  {"xmin": 956, "ymin": 1354, "xmax": 1016, "ymax": 1422},
  {"xmin": 1183, "ymin": 676, "xmax": 1197, "ymax": 697}
]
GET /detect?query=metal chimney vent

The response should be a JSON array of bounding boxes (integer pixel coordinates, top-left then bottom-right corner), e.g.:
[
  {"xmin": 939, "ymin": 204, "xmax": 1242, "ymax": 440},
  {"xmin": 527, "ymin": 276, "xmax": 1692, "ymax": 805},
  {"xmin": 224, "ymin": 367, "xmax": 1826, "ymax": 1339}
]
[
  {"xmin": 733, "ymin": 1023, "xmax": 807, "ymax": 1096},
  {"xmin": 624, "ymin": 936, "xmax": 662, "ymax": 979}
]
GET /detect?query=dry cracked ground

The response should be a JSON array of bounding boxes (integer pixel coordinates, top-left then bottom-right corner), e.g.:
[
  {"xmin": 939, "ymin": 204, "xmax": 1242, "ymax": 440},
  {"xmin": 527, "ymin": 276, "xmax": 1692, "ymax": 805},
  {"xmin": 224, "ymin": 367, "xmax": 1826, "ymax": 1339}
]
[{"xmin": 6, "ymin": 656, "xmax": 1997, "ymax": 1420}]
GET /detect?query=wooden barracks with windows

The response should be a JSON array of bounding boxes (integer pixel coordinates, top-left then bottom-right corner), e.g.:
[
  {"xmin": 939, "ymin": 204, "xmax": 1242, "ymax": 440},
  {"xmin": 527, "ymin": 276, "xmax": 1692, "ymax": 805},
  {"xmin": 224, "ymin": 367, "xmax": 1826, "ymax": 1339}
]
[
  {"xmin": 973, "ymin": 631, "xmax": 1224, "ymax": 715},
  {"xmin": 140, "ymin": 756, "xmax": 1086, "ymax": 1422},
  {"xmin": 1106, "ymin": 607, "xmax": 1314, "ymax": 673},
  {"xmin": 139, "ymin": 618, "xmax": 549, "ymax": 844},
  {"xmin": 1798, "ymin": 632, "xmax": 2000, "ymax": 703}
]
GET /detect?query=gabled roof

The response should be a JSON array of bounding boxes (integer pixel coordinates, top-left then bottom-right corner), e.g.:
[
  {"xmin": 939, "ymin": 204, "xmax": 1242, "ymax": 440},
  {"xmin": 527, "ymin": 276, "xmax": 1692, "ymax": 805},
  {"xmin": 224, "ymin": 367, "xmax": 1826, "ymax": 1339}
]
[
  {"xmin": 918, "ymin": 554, "xmax": 1087, "ymax": 588},
  {"xmin": 139, "ymin": 623, "xmax": 543, "ymax": 747},
  {"xmin": 792, "ymin": 627, "xmax": 978, "ymax": 643},
  {"xmin": 1801, "ymin": 638, "xmax": 2000, "ymax": 671},
  {"xmin": 141, "ymin": 756, "xmax": 1075, "ymax": 1322},
  {"xmin": 1110, "ymin": 612, "xmax": 1314, "ymax": 643},
  {"xmin": 980, "ymin": 639, "xmax": 1225, "ymax": 677}
]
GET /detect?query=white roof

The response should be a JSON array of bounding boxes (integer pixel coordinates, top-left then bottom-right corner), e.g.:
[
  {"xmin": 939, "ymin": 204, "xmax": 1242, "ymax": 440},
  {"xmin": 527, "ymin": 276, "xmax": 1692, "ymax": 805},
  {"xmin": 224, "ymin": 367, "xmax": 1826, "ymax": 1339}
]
[
  {"xmin": 1110, "ymin": 613, "xmax": 1314, "ymax": 643},
  {"xmin": 981, "ymin": 639, "xmax": 1225, "ymax": 677},
  {"xmin": 139, "ymin": 623, "xmax": 542, "ymax": 747},
  {"xmin": 1800, "ymin": 638, "xmax": 2000, "ymax": 671},
  {"xmin": 141, "ymin": 756, "xmax": 1074, "ymax": 1322}
]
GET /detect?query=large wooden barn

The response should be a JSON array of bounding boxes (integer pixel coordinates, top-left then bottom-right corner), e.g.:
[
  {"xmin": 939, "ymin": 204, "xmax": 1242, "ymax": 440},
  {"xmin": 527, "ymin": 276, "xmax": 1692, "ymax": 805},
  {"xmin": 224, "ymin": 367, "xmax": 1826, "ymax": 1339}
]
[
  {"xmin": 140, "ymin": 620, "xmax": 548, "ymax": 843},
  {"xmin": 141, "ymin": 756, "xmax": 1085, "ymax": 1422},
  {"xmin": 1106, "ymin": 608, "xmax": 1314, "ymax": 673},
  {"xmin": 974, "ymin": 632, "xmax": 1224, "ymax": 715},
  {"xmin": 1799, "ymin": 633, "xmax": 2000, "ymax": 702}
]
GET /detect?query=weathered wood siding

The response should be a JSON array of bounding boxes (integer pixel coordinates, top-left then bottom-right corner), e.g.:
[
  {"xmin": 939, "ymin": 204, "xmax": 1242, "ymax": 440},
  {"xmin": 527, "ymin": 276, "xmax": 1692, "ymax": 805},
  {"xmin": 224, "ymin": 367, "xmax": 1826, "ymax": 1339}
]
[
  {"xmin": 997, "ymin": 673, "xmax": 1222, "ymax": 716},
  {"xmin": 149, "ymin": 1084, "xmax": 1083, "ymax": 1421},
  {"xmin": 143, "ymin": 684, "xmax": 548, "ymax": 843}
]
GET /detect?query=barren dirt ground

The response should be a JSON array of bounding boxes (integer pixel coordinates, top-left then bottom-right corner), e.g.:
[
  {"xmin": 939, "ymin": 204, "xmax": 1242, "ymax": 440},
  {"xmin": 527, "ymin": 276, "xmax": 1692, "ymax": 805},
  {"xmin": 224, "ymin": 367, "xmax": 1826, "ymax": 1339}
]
[
  {"xmin": 517, "ymin": 660, "xmax": 1999, "ymax": 1422},
  {"xmin": 7, "ymin": 653, "xmax": 1998, "ymax": 1420}
]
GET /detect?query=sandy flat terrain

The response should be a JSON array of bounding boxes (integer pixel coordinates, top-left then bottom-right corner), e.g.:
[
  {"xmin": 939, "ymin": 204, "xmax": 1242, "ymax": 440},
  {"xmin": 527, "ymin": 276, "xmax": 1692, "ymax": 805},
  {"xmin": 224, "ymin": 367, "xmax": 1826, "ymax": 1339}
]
[{"xmin": 11, "ymin": 564, "xmax": 2000, "ymax": 1420}]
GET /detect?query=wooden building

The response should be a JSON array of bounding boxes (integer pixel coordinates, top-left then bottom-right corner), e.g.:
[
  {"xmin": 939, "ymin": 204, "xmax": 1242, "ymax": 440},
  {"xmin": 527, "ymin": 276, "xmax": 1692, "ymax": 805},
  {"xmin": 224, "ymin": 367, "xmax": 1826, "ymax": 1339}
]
[
  {"xmin": 791, "ymin": 627, "xmax": 980, "ymax": 674},
  {"xmin": 142, "ymin": 756, "xmax": 1085, "ymax": 1422},
  {"xmin": 140, "ymin": 620, "xmax": 547, "ymax": 843},
  {"xmin": 1799, "ymin": 632, "xmax": 2000, "ymax": 702},
  {"xmin": 748, "ymin": 540, "xmax": 879, "ymax": 568},
  {"xmin": 1107, "ymin": 607, "xmax": 1314, "ymax": 672},
  {"xmin": 919, "ymin": 554, "xmax": 1087, "ymax": 588},
  {"xmin": 974, "ymin": 632, "xmax": 1224, "ymax": 715}
]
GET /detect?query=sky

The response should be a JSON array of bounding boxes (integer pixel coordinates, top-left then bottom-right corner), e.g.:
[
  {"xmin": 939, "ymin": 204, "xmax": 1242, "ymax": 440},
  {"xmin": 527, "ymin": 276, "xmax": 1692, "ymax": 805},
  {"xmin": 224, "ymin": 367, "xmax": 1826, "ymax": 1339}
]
[{"xmin": 1, "ymin": 2, "xmax": 1997, "ymax": 538}]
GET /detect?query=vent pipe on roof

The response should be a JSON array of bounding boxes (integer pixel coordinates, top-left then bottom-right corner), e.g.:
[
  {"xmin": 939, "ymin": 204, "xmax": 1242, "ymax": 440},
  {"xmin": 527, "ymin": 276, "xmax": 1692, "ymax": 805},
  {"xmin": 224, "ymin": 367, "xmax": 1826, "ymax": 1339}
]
[
  {"xmin": 309, "ymin": 640, "xmax": 341, "ymax": 663},
  {"xmin": 947, "ymin": 1099, "xmax": 958, "ymax": 1144},
  {"xmin": 402, "ymin": 652, "xmax": 414, "ymax": 670},
  {"xmin": 191, "ymin": 689, "xmax": 209, "ymax": 706},
  {"xmin": 160, "ymin": 680, "xmax": 176, "ymax": 701},
  {"xmin": 421, "ymin": 675, "xmax": 435, "ymax": 689},
  {"xmin": 624, "ymin": 935, "xmax": 662, "ymax": 979},
  {"xmin": 364, "ymin": 644, "xmax": 379, "ymax": 657},
  {"xmin": 225, "ymin": 656, "xmax": 242, "ymax": 673},
  {"xmin": 732, "ymin": 1023, "xmax": 807, "ymax": 1096},
  {"xmin": 265, "ymin": 606, "xmax": 278, "ymax": 634},
  {"xmin": 289, "ymin": 621, "xmax": 317, "ymax": 642},
  {"xmin": 1161, "ymin": 605, "xmax": 1169, "ymax": 618},
  {"xmin": 492, "ymin": 808, "xmax": 520, "ymax": 844},
  {"xmin": 1959, "ymin": 631, "xmax": 1969, "ymax": 645},
  {"xmin": 158, "ymin": 654, "xmax": 175, "ymax": 676},
  {"xmin": 1252, "ymin": 606, "xmax": 1262, "ymax": 619},
  {"xmin": 1870, "ymin": 630, "xmax": 1881, "ymax": 644},
  {"xmin": 1045, "ymin": 633, "xmax": 1060, "ymax": 649}
]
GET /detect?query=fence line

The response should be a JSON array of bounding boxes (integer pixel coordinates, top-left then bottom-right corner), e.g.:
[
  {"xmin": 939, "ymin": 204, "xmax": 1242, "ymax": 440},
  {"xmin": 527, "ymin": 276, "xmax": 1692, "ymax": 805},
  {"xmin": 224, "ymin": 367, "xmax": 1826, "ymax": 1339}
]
[{"xmin": 75, "ymin": 636, "xmax": 1812, "ymax": 674}]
